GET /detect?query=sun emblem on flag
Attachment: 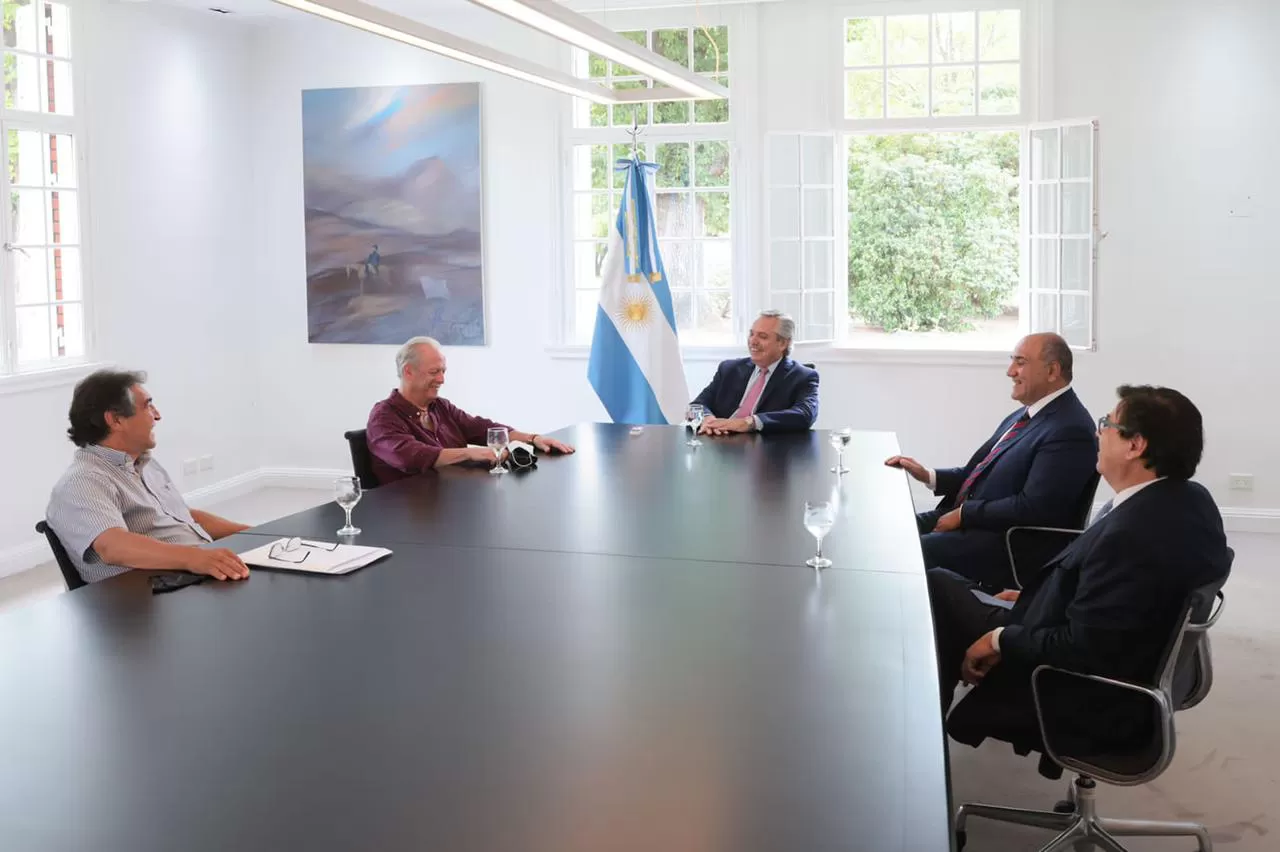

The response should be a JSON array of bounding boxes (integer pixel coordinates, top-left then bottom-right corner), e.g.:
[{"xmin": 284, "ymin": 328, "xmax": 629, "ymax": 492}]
[{"xmin": 614, "ymin": 292, "xmax": 654, "ymax": 332}]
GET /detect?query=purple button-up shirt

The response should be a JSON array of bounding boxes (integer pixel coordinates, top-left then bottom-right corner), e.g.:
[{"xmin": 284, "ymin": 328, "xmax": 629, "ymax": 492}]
[{"xmin": 366, "ymin": 390, "xmax": 510, "ymax": 484}]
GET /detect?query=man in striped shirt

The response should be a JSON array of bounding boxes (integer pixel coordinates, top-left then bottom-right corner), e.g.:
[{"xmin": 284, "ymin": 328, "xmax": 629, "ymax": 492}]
[{"xmin": 46, "ymin": 369, "xmax": 251, "ymax": 584}]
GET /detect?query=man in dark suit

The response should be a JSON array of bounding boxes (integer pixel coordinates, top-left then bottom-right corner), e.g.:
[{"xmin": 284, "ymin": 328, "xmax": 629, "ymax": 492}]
[
  {"xmin": 929, "ymin": 385, "xmax": 1231, "ymax": 752},
  {"xmin": 886, "ymin": 333, "xmax": 1097, "ymax": 587},
  {"xmin": 692, "ymin": 309, "xmax": 819, "ymax": 435}
]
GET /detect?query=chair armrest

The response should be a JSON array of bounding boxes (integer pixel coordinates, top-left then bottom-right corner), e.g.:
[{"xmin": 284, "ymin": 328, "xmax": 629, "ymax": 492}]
[
  {"xmin": 1186, "ymin": 591, "xmax": 1225, "ymax": 633},
  {"xmin": 1005, "ymin": 526, "xmax": 1082, "ymax": 589},
  {"xmin": 1029, "ymin": 664, "xmax": 1176, "ymax": 785}
]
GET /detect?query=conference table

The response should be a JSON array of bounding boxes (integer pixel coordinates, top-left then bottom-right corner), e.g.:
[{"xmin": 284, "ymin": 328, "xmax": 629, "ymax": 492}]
[{"xmin": 0, "ymin": 424, "xmax": 951, "ymax": 852}]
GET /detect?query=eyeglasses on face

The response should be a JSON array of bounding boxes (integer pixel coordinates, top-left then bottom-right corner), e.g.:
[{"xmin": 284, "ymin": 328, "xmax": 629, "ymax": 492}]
[{"xmin": 1097, "ymin": 414, "xmax": 1134, "ymax": 437}]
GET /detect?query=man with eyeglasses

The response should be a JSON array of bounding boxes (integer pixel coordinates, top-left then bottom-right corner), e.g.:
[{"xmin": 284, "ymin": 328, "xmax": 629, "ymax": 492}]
[
  {"xmin": 366, "ymin": 337, "xmax": 575, "ymax": 485},
  {"xmin": 885, "ymin": 333, "xmax": 1097, "ymax": 588},
  {"xmin": 928, "ymin": 385, "xmax": 1230, "ymax": 751}
]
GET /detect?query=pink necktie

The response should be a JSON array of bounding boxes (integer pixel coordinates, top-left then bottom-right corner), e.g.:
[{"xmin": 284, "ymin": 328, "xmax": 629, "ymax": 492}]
[{"xmin": 733, "ymin": 368, "xmax": 770, "ymax": 418}]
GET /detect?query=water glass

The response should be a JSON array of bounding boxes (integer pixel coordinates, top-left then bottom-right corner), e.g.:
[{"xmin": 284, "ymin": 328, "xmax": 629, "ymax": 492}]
[
  {"xmin": 829, "ymin": 427, "xmax": 853, "ymax": 474},
  {"xmin": 487, "ymin": 426, "xmax": 510, "ymax": 475},
  {"xmin": 334, "ymin": 476, "xmax": 362, "ymax": 536},
  {"xmin": 803, "ymin": 500, "xmax": 835, "ymax": 569},
  {"xmin": 685, "ymin": 404, "xmax": 705, "ymax": 447}
]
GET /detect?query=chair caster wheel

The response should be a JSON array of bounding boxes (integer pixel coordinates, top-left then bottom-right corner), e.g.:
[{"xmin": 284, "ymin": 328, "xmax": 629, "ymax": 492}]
[{"xmin": 1054, "ymin": 799, "xmax": 1076, "ymax": 814}]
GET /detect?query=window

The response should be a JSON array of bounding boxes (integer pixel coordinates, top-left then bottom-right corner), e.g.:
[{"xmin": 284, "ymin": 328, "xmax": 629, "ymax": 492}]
[
  {"xmin": 565, "ymin": 24, "xmax": 734, "ymax": 346},
  {"xmin": 1, "ymin": 0, "xmax": 86, "ymax": 374}
]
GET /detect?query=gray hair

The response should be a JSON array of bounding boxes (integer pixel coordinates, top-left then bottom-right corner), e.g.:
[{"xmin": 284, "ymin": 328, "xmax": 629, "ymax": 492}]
[
  {"xmin": 759, "ymin": 309, "xmax": 795, "ymax": 356},
  {"xmin": 395, "ymin": 336, "xmax": 442, "ymax": 378}
]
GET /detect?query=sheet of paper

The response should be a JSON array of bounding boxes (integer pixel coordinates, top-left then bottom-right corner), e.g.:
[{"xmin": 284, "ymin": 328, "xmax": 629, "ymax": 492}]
[{"xmin": 237, "ymin": 539, "xmax": 392, "ymax": 575}]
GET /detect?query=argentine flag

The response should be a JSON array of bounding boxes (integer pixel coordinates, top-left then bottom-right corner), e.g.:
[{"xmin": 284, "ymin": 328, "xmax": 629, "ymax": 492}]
[{"xmin": 588, "ymin": 157, "xmax": 689, "ymax": 424}]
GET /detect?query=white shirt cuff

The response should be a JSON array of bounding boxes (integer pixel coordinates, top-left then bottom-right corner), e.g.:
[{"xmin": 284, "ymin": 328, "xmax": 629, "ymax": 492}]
[
  {"xmin": 752, "ymin": 415, "xmax": 762, "ymax": 431},
  {"xmin": 926, "ymin": 468, "xmax": 937, "ymax": 492},
  {"xmin": 991, "ymin": 626, "xmax": 1004, "ymax": 652}
]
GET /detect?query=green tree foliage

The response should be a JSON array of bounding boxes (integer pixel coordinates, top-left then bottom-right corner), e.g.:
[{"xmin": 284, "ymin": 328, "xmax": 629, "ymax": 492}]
[{"xmin": 848, "ymin": 131, "xmax": 1019, "ymax": 332}]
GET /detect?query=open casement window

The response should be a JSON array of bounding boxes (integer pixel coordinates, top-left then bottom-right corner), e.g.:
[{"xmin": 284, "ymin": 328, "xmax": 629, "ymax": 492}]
[
  {"xmin": 1025, "ymin": 118, "xmax": 1098, "ymax": 349},
  {"xmin": 766, "ymin": 133, "xmax": 838, "ymax": 343}
]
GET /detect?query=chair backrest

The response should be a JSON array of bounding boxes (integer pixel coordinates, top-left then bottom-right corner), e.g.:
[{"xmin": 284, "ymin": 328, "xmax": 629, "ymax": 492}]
[
  {"xmin": 35, "ymin": 521, "xmax": 87, "ymax": 591},
  {"xmin": 1073, "ymin": 471, "xmax": 1102, "ymax": 528},
  {"xmin": 343, "ymin": 429, "xmax": 380, "ymax": 491}
]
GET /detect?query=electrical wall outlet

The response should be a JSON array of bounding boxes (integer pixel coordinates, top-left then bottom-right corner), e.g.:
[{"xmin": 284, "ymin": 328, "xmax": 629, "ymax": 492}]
[
  {"xmin": 183, "ymin": 458, "xmax": 199, "ymax": 477},
  {"xmin": 1229, "ymin": 474, "xmax": 1254, "ymax": 492},
  {"xmin": 199, "ymin": 455, "xmax": 214, "ymax": 472}
]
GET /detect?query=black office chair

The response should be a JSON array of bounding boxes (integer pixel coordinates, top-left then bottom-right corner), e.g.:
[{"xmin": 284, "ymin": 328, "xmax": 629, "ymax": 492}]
[
  {"xmin": 344, "ymin": 429, "xmax": 380, "ymax": 490},
  {"xmin": 954, "ymin": 552, "xmax": 1232, "ymax": 852},
  {"xmin": 34, "ymin": 521, "xmax": 87, "ymax": 591},
  {"xmin": 1003, "ymin": 471, "xmax": 1102, "ymax": 589}
]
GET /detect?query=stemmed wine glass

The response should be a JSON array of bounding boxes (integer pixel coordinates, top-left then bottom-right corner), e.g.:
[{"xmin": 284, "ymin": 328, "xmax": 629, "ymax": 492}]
[
  {"xmin": 829, "ymin": 427, "xmax": 853, "ymax": 474},
  {"xmin": 487, "ymin": 426, "xmax": 510, "ymax": 475},
  {"xmin": 685, "ymin": 404, "xmax": 705, "ymax": 447},
  {"xmin": 335, "ymin": 476, "xmax": 362, "ymax": 536},
  {"xmin": 803, "ymin": 500, "xmax": 835, "ymax": 569}
]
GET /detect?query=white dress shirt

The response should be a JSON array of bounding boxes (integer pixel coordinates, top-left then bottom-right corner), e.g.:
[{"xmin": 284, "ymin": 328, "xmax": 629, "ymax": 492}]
[
  {"xmin": 735, "ymin": 358, "xmax": 782, "ymax": 431},
  {"xmin": 990, "ymin": 475, "xmax": 1168, "ymax": 651},
  {"xmin": 925, "ymin": 384, "xmax": 1074, "ymax": 492}
]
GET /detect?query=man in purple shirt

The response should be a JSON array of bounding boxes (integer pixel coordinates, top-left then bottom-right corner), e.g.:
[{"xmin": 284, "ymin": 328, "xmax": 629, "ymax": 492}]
[{"xmin": 367, "ymin": 336, "xmax": 575, "ymax": 484}]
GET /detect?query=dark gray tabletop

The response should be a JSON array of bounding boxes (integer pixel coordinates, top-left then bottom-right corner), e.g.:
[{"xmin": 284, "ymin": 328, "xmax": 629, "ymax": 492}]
[
  {"xmin": 0, "ymin": 426, "xmax": 949, "ymax": 851},
  {"xmin": 252, "ymin": 424, "xmax": 926, "ymax": 574}
]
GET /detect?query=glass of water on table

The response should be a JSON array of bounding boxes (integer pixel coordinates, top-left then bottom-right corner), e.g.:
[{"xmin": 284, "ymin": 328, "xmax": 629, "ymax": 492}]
[{"xmin": 803, "ymin": 500, "xmax": 835, "ymax": 569}]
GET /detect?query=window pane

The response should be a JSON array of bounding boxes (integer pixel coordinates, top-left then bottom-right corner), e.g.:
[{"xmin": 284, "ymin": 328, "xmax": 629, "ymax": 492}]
[
  {"xmin": 49, "ymin": 189, "xmax": 77, "ymax": 243},
  {"xmin": 663, "ymin": 241, "xmax": 693, "ymax": 290},
  {"xmin": 932, "ymin": 67, "xmax": 975, "ymax": 116},
  {"xmin": 846, "ymin": 70, "xmax": 884, "ymax": 119},
  {"xmin": 805, "ymin": 241, "xmax": 833, "ymax": 290},
  {"xmin": 1062, "ymin": 124, "xmax": 1093, "ymax": 179},
  {"xmin": 693, "ymin": 77, "xmax": 729, "ymax": 123},
  {"xmin": 16, "ymin": 304, "xmax": 51, "ymax": 364},
  {"xmin": 1061, "ymin": 238, "xmax": 1090, "ymax": 292},
  {"xmin": 771, "ymin": 240, "xmax": 800, "ymax": 287},
  {"xmin": 770, "ymin": 135, "xmax": 799, "ymax": 185},
  {"xmin": 54, "ymin": 301, "xmax": 83, "ymax": 357},
  {"xmin": 11, "ymin": 188, "xmax": 46, "ymax": 243},
  {"xmin": 611, "ymin": 80, "xmax": 649, "ymax": 127},
  {"xmin": 574, "ymin": 241, "xmax": 606, "ymax": 289},
  {"xmin": 1032, "ymin": 184, "xmax": 1059, "ymax": 235},
  {"xmin": 589, "ymin": 102, "xmax": 608, "ymax": 128},
  {"xmin": 695, "ymin": 290, "xmax": 732, "ymax": 336},
  {"xmin": 1030, "ymin": 128, "xmax": 1060, "ymax": 180},
  {"xmin": 587, "ymin": 53, "xmax": 606, "ymax": 79},
  {"xmin": 572, "ymin": 193, "xmax": 597, "ymax": 239},
  {"xmin": 803, "ymin": 189, "xmax": 832, "ymax": 237},
  {"xmin": 571, "ymin": 145, "xmax": 604, "ymax": 191},
  {"xmin": 654, "ymin": 100, "xmax": 689, "ymax": 125},
  {"xmin": 1061, "ymin": 294, "xmax": 1090, "ymax": 347},
  {"xmin": 885, "ymin": 15, "xmax": 928, "ymax": 64},
  {"xmin": 770, "ymin": 188, "xmax": 799, "ymax": 238},
  {"xmin": 9, "ymin": 129, "xmax": 40, "ymax": 186},
  {"xmin": 611, "ymin": 31, "xmax": 646, "ymax": 77},
  {"xmin": 979, "ymin": 63, "xmax": 1019, "ymax": 115},
  {"xmin": 772, "ymin": 292, "xmax": 803, "ymax": 329},
  {"xmin": 804, "ymin": 291, "xmax": 835, "ymax": 339},
  {"xmin": 5, "ymin": 53, "xmax": 40, "ymax": 111},
  {"xmin": 802, "ymin": 136, "xmax": 833, "ymax": 185},
  {"xmin": 46, "ymin": 2, "xmax": 73, "ymax": 57},
  {"xmin": 3, "ymin": 0, "xmax": 38, "ymax": 52},
  {"xmin": 979, "ymin": 10, "xmax": 1020, "ymax": 61},
  {"xmin": 698, "ymin": 241, "xmax": 731, "ymax": 290},
  {"xmin": 672, "ymin": 289, "xmax": 693, "ymax": 330},
  {"xmin": 1031, "ymin": 293, "xmax": 1058, "ymax": 334},
  {"xmin": 694, "ymin": 140, "xmax": 730, "ymax": 187},
  {"xmin": 695, "ymin": 192, "xmax": 729, "ymax": 237},
  {"xmin": 42, "ymin": 57, "xmax": 71, "ymax": 114},
  {"xmin": 888, "ymin": 68, "xmax": 928, "ymax": 117},
  {"xmin": 651, "ymin": 29, "xmax": 689, "ymax": 65},
  {"xmin": 1031, "ymin": 238, "xmax": 1059, "ymax": 291},
  {"xmin": 655, "ymin": 143, "xmax": 690, "ymax": 187},
  {"xmin": 932, "ymin": 12, "xmax": 975, "ymax": 63},
  {"xmin": 845, "ymin": 17, "xmax": 883, "ymax": 66},
  {"xmin": 47, "ymin": 133, "xmax": 75, "ymax": 187},
  {"xmin": 1062, "ymin": 183, "xmax": 1090, "ymax": 236},
  {"xmin": 693, "ymin": 26, "xmax": 728, "ymax": 73},
  {"xmin": 575, "ymin": 290, "xmax": 599, "ymax": 342},
  {"xmin": 50, "ymin": 245, "xmax": 79, "ymax": 300},
  {"xmin": 14, "ymin": 245, "xmax": 47, "ymax": 303},
  {"xmin": 655, "ymin": 192, "xmax": 691, "ymax": 238}
]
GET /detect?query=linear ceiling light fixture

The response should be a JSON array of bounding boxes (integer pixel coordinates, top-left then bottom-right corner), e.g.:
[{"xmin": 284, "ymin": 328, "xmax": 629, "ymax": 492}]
[
  {"xmin": 463, "ymin": 0, "xmax": 728, "ymax": 101},
  {"xmin": 272, "ymin": 0, "xmax": 617, "ymax": 103}
]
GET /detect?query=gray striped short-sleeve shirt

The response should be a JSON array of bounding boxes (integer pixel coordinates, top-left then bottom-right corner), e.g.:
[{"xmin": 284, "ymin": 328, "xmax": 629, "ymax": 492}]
[{"xmin": 45, "ymin": 445, "xmax": 212, "ymax": 583}]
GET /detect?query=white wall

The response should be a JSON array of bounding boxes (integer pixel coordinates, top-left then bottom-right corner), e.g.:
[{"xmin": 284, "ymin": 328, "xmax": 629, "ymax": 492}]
[{"xmin": 1, "ymin": 2, "xmax": 260, "ymax": 569}]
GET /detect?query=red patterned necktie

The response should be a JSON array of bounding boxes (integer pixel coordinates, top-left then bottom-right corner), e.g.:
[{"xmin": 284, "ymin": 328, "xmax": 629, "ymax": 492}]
[{"xmin": 957, "ymin": 411, "xmax": 1031, "ymax": 503}]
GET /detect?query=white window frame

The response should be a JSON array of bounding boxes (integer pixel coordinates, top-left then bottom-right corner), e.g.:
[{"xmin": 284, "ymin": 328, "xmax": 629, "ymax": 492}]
[
  {"xmin": 553, "ymin": 6, "xmax": 757, "ymax": 354},
  {"xmin": 0, "ymin": 0, "xmax": 94, "ymax": 382}
]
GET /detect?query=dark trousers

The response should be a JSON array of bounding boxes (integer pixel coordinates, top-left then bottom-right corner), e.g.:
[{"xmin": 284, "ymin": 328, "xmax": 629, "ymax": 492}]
[
  {"xmin": 917, "ymin": 510, "xmax": 1012, "ymax": 588},
  {"xmin": 926, "ymin": 567, "xmax": 1013, "ymax": 711}
]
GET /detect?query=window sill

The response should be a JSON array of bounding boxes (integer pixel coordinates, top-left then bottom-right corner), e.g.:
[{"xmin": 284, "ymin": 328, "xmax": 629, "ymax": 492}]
[{"xmin": 0, "ymin": 361, "xmax": 105, "ymax": 397}]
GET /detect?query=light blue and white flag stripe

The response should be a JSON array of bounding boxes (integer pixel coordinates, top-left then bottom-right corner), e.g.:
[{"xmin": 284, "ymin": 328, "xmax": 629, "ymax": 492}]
[{"xmin": 587, "ymin": 157, "xmax": 689, "ymax": 424}]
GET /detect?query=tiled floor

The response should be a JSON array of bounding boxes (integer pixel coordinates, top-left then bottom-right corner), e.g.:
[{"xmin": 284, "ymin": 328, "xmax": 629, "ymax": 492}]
[{"xmin": 1, "ymin": 491, "xmax": 1274, "ymax": 849}]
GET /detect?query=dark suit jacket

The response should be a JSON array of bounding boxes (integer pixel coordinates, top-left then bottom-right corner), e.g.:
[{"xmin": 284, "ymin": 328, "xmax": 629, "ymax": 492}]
[
  {"xmin": 691, "ymin": 357, "xmax": 819, "ymax": 433},
  {"xmin": 949, "ymin": 478, "xmax": 1231, "ymax": 752},
  {"xmin": 919, "ymin": 388, "xmax": 1098, "ymax": 586}
]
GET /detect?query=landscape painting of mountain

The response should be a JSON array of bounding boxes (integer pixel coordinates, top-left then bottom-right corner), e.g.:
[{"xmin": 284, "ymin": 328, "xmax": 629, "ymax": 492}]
[{"xmin": 301, "ymin": 83, "xmax": 485, "ymax": 345}]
